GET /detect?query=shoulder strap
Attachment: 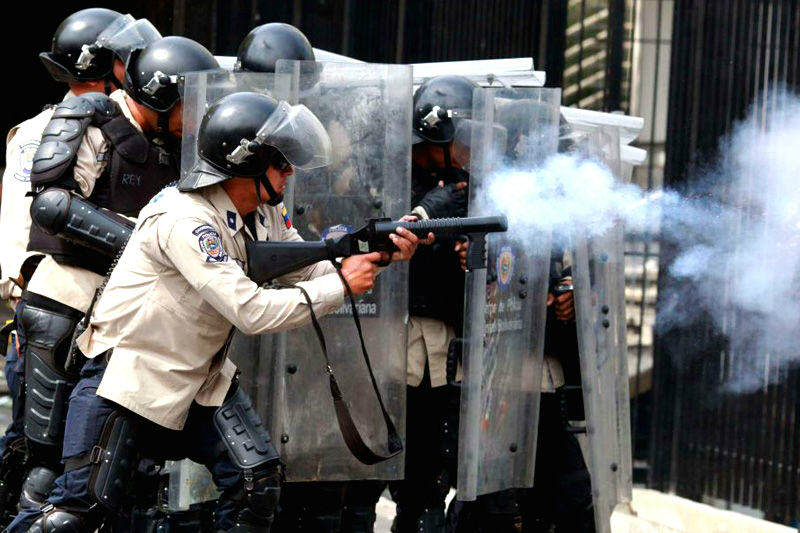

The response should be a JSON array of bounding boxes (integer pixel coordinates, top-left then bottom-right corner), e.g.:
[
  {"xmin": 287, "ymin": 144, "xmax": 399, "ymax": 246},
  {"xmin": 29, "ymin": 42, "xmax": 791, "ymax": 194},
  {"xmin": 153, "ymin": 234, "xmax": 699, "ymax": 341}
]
[{"xmin": 97, "ymin": 115, "xmax": 149, "ymax": 165}]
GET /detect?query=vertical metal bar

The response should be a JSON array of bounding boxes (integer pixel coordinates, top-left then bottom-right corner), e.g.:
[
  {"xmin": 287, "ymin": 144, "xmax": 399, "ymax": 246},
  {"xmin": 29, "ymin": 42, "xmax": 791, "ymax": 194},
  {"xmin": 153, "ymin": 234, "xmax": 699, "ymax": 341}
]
[
  {"xmin": 292, "ymin": 0, "xmax": 303, "ymax": 27},
  {"xmin": 395, "ymin": 0, "xmax": 406, "ymax": 63},
  {"xmin": 173, "ymin": 0, "xmax": 187, "ymax": 35},
  {"xmin": 578, "ymin": 0, "xmax": 587, "ymax": 103},
  {"xmin": 340, "ymin": 0, "xmax": 351, "ymax": 56},
  {"xmin": 605, "ymin": 0, "xmax": 626, "ymax": 111}
]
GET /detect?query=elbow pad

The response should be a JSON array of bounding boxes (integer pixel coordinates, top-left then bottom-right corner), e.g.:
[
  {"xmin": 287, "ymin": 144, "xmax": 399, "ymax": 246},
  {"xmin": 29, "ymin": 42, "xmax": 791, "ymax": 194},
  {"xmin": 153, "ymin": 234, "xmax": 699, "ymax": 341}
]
[{"xmin": 30, "ymin": 188, "xmax": 135, "ymax": 257}]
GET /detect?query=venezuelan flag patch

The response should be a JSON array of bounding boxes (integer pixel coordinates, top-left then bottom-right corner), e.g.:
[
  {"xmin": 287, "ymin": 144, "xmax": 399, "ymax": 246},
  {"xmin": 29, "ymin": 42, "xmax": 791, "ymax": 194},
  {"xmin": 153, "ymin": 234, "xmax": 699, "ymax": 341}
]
[{"xmin": 281, "ymin": 203, "xmax": 292, "ymax": 229}]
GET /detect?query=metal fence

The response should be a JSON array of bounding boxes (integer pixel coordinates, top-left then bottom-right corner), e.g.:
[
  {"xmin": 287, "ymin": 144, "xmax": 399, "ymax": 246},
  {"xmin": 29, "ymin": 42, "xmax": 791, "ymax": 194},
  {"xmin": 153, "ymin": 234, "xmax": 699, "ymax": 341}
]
[{"xmin": 651, "ymin": 0, "xmax": 800, "ymax": 525}]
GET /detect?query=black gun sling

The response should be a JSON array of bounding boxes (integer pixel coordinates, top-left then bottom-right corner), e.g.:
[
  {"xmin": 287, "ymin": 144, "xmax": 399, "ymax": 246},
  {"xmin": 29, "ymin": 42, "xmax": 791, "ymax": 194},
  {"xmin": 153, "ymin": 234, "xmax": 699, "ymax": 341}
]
[{"xmin": 284, "ymin": 265, "xmax": 403, "ymax": 465}]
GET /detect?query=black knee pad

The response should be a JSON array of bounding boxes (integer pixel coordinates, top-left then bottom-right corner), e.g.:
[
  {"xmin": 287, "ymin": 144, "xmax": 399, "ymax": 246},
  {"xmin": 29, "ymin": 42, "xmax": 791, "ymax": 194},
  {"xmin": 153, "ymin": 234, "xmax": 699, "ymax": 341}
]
[
  {"xmin": 213, "ymin": 386, "xmax": 279, "ymax": 470},
  {"xmin": 18, "ymin": 300, "xmax": 81, "ymax": 447},
  {"xmin": 18, "ymin": 466, "xmax": 58, "ymax": 511},
  {"xmin": 27, "ymin": 506, "xmax": 83, "ymax": 533},
  {"xmin": 80, "ymin": 411, "xmax": 138, "ymax": 513}
]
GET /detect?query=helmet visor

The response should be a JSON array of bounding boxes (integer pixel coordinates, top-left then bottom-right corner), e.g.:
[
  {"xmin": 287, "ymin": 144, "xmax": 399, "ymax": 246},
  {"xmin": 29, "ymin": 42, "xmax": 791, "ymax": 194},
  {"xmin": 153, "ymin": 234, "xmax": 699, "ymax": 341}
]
[
  {"xmin": 98, "ymin": 18, "xmax": 162, "ymax": 65},
  {"xmin": 256, "ymin": 101, "xmax": 331, "ymax": 170}
]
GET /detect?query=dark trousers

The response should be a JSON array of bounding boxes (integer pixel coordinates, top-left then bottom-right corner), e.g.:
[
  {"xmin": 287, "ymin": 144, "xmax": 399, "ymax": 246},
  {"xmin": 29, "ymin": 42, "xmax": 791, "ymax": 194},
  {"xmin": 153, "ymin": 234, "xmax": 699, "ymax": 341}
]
[
  {"xmin": 8, "ymin": 357, "xmax": 244, "ymax": 532},
  {"xmin": 275, "ymin": 481, "xmax": 346, "ymax": 531},
  {"xmin": 519, "ymin": 393, "xmax": 595, "ymax": 533},
  {"xmin": 0, "ymin": 300, "xmax": 26, "ymax": 453},
  {"xmin": 389, "ymin": 370, "xmax": 460, "ymax": 532}
]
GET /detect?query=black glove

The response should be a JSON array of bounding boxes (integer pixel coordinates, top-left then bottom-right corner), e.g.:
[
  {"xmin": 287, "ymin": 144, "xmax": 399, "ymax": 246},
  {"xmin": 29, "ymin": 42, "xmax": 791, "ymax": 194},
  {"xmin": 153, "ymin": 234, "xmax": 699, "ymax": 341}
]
[{"xmin": 415, "ymin": 183, "xmax": 468, "ymax": 219}]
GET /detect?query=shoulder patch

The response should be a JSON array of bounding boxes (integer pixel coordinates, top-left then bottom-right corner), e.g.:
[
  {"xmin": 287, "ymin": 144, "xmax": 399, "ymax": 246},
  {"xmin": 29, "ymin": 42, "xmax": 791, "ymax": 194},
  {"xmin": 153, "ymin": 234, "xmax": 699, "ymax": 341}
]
[
  {"xmin": 14, "ymin": 140, "xmax": 40, "ymax": 182},
  {"xmin": 193, "ymin": 224, "xmax": 229, "ymax": 263}
]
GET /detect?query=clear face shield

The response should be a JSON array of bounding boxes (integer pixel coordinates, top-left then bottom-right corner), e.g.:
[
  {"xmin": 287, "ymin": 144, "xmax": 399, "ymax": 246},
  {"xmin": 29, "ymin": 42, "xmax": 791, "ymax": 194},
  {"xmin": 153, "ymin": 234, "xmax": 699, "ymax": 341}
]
[
  {"xmin": 226, "ymin": 101, "xmax": 332, "ymax": 171},
  {"xmin": 77, "ymin": 16, "xmax": 162, "ymax": 71}
]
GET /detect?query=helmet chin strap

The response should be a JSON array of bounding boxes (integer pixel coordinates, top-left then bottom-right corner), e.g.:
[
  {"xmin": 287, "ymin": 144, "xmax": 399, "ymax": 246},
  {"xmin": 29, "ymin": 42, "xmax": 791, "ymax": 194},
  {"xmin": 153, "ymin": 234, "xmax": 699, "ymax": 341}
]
[
  {"xmin": 441, "ymin": 143, "xmax": 458, "ymax": 182},
  {"xmin": 157, "ymin": 112, "xmax": 171, "ymax": 137},
  {"xmin": 254, "ymin": 176, "xmax": 283, "ymax": 207}
]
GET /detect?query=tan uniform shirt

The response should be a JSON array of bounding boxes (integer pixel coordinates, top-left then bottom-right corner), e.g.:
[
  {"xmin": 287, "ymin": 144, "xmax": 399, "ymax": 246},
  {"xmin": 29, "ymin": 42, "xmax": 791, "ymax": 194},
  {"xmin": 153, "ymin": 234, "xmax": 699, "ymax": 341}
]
[
  {"xmin": 26, "ymin": 90, "xmax": 140, "ymax": 313},
  {"xmin": 0, "ymin": 92, "xmax": 76, "ymax": 301},
  {"xmin": 405, "ymin": 205, "xmax": 463, "ymax": 387},
  {"xmin": 77, "ymin": 184, "xmax": 346, "ymax": 430}
]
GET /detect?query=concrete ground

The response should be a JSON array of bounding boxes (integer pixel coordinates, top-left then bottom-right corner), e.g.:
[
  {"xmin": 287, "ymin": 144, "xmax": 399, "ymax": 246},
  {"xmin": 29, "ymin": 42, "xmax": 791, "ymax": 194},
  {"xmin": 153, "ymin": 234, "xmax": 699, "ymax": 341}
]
[{"xmin": 0, "ymin": 394, "xmax": 790, "ymax": 533}]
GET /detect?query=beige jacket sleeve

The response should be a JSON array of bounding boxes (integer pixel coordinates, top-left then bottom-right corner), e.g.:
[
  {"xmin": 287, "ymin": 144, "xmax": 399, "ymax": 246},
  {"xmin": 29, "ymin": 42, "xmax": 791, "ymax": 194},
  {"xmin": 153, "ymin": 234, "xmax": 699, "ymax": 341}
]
[
  {"xmin": 72, "ymin": 126, "xmax": 108, "ymax": 197},
  {"xmin": 160, "ymin": 216, "xmax": 345, "ymax": 336}
]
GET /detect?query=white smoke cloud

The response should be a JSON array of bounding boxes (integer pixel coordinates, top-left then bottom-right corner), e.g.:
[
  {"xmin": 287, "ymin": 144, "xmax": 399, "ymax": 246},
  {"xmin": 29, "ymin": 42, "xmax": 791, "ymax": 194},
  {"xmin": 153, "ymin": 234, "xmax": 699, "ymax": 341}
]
[{"xmin": 473, "ymin": 90, "xmax": 800, "ymax": 393}]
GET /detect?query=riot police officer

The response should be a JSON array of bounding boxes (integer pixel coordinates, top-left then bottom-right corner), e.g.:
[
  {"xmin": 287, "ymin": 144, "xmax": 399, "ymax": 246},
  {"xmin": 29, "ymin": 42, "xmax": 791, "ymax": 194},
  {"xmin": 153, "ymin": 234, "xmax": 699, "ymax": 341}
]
[
  {"xmin": 6, "ymin": 36, "xmax": 218, "ymax": 530},
  {"xmin": 0, "ymin": 9, "xmax": 160, "ymax": 524},
  {"xmin": 383, "ymin": 75, "xmax": 472, "ymax": 532},
  {"xmin": 234, "ymin": 23, "xmax": 367, "ymax": 531},
  {"xmin": 14, "ymin": 90, "xmax": 422, "ymax": 532}
]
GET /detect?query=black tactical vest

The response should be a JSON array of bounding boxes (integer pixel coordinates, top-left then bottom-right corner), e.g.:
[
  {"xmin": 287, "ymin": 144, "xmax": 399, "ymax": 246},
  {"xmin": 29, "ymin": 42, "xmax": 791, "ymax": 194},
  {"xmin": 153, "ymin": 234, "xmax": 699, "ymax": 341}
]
[
  {"xmin": 27, "ymin": 93, "xmax": 178, "ymax": 274},
  {"xmin": 408, "ymin": 164, "xmax": 466, "ymax": 332}
]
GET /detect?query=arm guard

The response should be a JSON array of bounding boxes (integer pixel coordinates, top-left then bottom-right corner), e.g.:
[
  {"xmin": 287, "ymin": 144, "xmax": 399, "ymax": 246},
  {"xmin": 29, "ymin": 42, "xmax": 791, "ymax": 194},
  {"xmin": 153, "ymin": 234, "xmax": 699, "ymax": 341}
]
[
  {"xmin": 30, "ymin": 188, "xmax": 134, "ymax": 257},
  {"xmin": 30, "ymin": 93, "xmax": 119, "ymax": 190}
]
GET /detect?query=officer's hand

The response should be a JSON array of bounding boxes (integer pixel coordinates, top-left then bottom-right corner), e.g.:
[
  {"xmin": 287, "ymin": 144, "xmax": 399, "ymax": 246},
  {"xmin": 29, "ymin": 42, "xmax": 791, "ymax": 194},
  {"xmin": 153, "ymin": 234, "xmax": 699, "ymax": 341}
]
[
  {"xmin": 400, "ymin": 215, "xmax": 435, "ymax": 245},
  {"xmin": 389, "ymin": 226, "xmax": 424, "ymax": 262},
  {"xmin": 341, "ymin": 253, "xmax": 382, "ymax": 296},
  {"xmin": 416, "ymin": 181, "xmax": 468, "ymax": 219},
  {"xmin": 547, "ymin": 279, "xmax": 575, "ymax": 322},
  {"xmin": 454, "ymin": 240, "xmax": 469, "ymax": 271}
]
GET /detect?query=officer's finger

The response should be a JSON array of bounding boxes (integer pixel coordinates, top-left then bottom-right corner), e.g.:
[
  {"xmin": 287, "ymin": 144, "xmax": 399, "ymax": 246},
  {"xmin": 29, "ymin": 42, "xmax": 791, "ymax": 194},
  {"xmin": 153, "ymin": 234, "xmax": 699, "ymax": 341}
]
[
  {"xmin": 546, "ymin": 293, "xmax": 555, "ymax": 306},
  {"xmin": 420, "ymin": 232, "xmax": 435, "ymax": 245},
  {"xmin": 438, "ymin": 180, "xmax": 445, "ymax": 187},
  {"xmin": 361, "ymin": 252, "xmax": 384, "ymax": 264},
  {"xmin": 454, "ymin": 181, "xmax": 468, "ymax": 190},
  {"xmin": 394, "ymin": 226, "xmax": 419, "ymax": 244},
  {"xmin": 400, "ymin": 214, "xmax": 418, "ymax": 222},
  {"xmin": 557, "ymin": 309, "xmax": 575, "ymax": 322},
  {"xmin": 390, "ymin": 235, "xmax": 416, "ymax": 261},
  {"xmin": 556, "ymin": 291, "xmax": 573, "ymax": 303}
]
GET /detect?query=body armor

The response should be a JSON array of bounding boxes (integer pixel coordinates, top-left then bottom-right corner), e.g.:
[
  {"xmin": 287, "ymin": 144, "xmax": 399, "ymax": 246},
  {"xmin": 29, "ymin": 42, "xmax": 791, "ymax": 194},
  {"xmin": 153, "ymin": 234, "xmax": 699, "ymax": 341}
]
[
  {"xmin": 408, "ymin": 166, "xmax": 466, "ymax": 331},
  {"xmin": 28, "ymin": 92, "xmax": 177, "ymax": 274}
]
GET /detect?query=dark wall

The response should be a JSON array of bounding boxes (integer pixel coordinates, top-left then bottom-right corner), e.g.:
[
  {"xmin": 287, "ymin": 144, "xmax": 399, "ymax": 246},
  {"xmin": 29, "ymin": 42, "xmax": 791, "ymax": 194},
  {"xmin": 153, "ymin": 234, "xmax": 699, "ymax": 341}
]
[
  {"xmin": 652, "ymin": 0, "xmax": 800, "ymax": 525},
  {"xmin": 3, "ymin": 1, "xmax": 566, "ymax": 167},
  {"xmin": 0, "ymin": 2, "xmax": 175, "ymax": 166}
]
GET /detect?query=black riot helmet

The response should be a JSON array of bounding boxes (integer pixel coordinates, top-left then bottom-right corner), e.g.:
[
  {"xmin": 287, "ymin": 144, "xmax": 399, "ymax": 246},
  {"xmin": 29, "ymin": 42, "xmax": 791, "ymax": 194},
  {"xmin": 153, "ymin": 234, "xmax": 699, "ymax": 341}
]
[
  {"xmin": 40, "ymin": 8, "xmax": 123, "ymax": 84},
  {"xmin": 178, "ymin": 91, "xmax": 331, "ymax": 205},
  {"xmin": 76, "ymin": 15, "xmax": 162, "ymax": 75},
  {"xmin": 125, "ymin": 36, "xmax": 219, "ymax": 113},
  {"xmin": 235, "ymin": 23, "xmax": 315, "ymax": 73},
  {"xmin": 412, "ymin": 75, "xmax": 478, "ymax": 145}
]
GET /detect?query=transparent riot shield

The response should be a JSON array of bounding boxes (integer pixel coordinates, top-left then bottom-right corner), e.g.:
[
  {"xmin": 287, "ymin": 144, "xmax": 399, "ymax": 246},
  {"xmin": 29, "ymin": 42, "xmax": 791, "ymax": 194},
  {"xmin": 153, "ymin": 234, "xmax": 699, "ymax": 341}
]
[
  {"xmin": 569, "ymin": 126, "xmax": 631, "ymax": 533},
  {"xmin": 180, "ymin": 70, "xmax": 278, "ymax": 182},
  {"xmin": 599, "ymin": 126, "xmax": 634, "ymax": 509},
  {"xmin": 456, "ymin": 87, "xmax": 560, "ymax": 500},
  {"xmin": 258, "ymin": 60, "xmax": 413, "ymax": 481}
]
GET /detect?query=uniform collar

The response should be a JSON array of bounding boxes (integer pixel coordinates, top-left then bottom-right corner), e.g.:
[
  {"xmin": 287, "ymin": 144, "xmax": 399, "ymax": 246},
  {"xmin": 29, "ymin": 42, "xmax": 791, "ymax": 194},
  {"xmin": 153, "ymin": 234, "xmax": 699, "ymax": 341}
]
[
  {"xmin": 202, "ymin": 184, "xmax": 252, "ymax": 239},
  {"xmin": 109, "ymin": 90, "xmax": 143, "ymax": 132}
]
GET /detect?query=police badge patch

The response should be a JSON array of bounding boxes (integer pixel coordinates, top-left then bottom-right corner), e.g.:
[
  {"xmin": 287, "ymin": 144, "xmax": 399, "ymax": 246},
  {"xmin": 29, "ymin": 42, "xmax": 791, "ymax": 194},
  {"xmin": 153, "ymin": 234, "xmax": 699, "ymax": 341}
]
[
  {"xmin": 193, "ymin": 224, "xmax": 228, "ymax": 263},
  {"xmin": 14, "ymin": 141, "xmax": 39, "ymax": 182},
  {"xmin": 496, "ymin": 245, "xmax": 515, "ymax": 291}
]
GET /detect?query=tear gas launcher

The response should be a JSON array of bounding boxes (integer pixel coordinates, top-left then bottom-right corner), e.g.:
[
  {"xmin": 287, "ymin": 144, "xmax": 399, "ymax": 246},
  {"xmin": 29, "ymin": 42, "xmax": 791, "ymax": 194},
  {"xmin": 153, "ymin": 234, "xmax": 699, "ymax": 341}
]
[{"xmin": 246, "ymin": 215, "xmax": 508, "ymax": 285}]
